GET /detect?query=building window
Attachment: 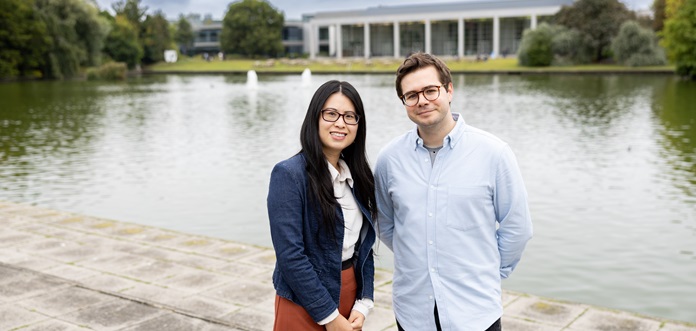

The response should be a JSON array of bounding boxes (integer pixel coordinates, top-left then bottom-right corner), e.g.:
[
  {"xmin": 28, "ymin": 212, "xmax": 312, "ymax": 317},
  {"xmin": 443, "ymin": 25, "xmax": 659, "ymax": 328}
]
[
  {"xmin": 400, "ymin": 22, "xmax": 425, "ymax": 56},
  {"xmin": 431, "ymin": 20, "xmax": 458, "ymax": 56},
  {"xmin": 464, "ymin": 19, "xmax": 493, "ymax": 56},
  {"xmin": 342, "ymin": 25, "xmax": 364, "ymax": 57},
  {"xmin": 319, "ymin": 27, "xmax": 329, "ymax": 41},
  {"xmin": 283, "ymin": 26, "xmax": 303, "ymax": 41}
]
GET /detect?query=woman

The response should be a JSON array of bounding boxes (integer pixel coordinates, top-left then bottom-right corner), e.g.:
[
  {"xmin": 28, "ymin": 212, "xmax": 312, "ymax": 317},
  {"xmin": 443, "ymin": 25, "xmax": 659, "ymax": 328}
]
[{"xmin": 267, "ymin": 80, "xmax": 377, "ymax": 331}]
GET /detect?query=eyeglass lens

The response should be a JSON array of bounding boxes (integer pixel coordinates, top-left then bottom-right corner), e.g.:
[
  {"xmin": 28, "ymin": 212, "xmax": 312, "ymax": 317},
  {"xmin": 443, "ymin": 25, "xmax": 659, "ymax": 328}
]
[
  {"xmin": 321, "ymin": 109, "xmax": 359, "ymax": 124},
  {"xmin": 402, "ymin": 85, "xmax": 442, "ymax": 106}
]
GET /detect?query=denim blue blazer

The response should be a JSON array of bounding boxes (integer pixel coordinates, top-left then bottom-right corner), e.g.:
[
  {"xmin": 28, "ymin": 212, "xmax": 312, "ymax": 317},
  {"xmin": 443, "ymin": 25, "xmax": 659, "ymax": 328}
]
[{"xmin": 267, "ymin": 153, "xmax": 375, "ymax": 322}]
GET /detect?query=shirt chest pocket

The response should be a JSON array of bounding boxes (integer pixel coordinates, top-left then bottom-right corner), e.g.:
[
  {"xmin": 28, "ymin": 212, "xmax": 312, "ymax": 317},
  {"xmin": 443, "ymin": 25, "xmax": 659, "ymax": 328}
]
[{"xmin": 446, "ymin": 186, "xmax": 493, "ymax": 231}]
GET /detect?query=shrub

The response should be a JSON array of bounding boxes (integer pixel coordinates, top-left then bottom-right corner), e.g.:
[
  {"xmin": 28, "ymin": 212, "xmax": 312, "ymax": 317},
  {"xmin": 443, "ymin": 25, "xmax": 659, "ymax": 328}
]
[
  {"xmin": 552, "ymin": 28, "xmax": 594, "ymax": 65},
  {"xmin": 86, "ymin": 62, "xmax": 127, "ymax": 80},
  {"xmin": 518, "ymin": 23, "xmax": 556, "ymax": 67},
  {"xmin": 612, "ymin": 21, "xmax": 667, "ymax": 66}
]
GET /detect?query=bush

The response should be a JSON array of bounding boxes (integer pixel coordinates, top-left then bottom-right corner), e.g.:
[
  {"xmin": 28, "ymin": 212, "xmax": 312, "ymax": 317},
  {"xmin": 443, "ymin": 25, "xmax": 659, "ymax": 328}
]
[
  {"xmin": 518, "ymin": 23, "xmax": 556, "ymax": 67},
  {"xmin": 86, "ymin": 62, "xmax": 127, "ymax": 80},
  {"xmin": 552, "ymin": 28, "xmax": 594, "ymax": 65},
  {"xmin": 612, "ymin": 21, "xmax": 667, "ymax": 66},
  {"xmin": 676, "ymin": 63, "xmax": 696, "ymax": 80}
]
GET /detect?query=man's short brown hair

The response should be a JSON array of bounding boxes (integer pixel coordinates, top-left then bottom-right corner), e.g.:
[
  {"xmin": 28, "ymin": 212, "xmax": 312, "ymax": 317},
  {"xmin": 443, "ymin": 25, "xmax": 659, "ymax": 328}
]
[{"xmin": 395, "ymin": 52, "xmax": 452, "ymax": 98}]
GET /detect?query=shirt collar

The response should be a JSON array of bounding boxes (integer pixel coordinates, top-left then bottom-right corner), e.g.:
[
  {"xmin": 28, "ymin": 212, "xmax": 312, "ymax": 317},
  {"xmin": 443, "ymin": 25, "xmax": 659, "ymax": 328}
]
[
  {"xmin": 412, "ymin": 112, "xmax": 466, "ymax": 150},
  {"xmin": 327, "ymin": 159, "xmax": 354, "ymax": 188}
]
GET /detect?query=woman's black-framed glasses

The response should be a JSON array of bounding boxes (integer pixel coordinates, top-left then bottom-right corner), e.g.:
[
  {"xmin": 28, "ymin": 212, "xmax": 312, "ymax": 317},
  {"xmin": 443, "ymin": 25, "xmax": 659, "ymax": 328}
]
[
  {"xmin": 321, "ymin": 109, "xmax": 360, "ymax": 125},
  {"xmin": 400, "ymin": 84, "xmax": 445, "ymax": 106}
]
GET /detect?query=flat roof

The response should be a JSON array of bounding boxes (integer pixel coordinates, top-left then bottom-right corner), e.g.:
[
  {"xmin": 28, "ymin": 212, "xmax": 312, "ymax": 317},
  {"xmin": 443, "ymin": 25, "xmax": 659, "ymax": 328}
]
[{"xmin": 311, "ymin": 0, "xmax": 574, "ymax": 19}]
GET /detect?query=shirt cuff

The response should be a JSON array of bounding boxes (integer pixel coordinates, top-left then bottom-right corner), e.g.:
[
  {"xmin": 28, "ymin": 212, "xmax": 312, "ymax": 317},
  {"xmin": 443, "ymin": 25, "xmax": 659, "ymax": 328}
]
[
  {"xmin": 352, "ymin": 298, "xmax": 375, "ymax": 319},
  {"xmin": 317, "ymin": 309, "xmax": 339, "ymax": 325}
]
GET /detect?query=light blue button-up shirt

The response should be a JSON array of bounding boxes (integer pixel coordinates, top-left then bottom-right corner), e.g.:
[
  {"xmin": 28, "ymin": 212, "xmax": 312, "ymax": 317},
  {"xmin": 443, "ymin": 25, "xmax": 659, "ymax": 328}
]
[{"xmin": 375, "ymin": 113, "xmax": 532, "ymax": 331}]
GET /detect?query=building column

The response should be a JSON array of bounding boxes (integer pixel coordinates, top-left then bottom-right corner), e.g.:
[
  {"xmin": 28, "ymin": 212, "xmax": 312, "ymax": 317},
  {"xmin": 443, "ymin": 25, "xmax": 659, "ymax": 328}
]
[
  {"xmin": 425, "ymin": 19, "xmax": 431, "ymax": 54},
  {"xmin": 531, "ymin": 15, "xmax": 538, "ymax": 29},
  {"xmin": 309, "ymin": 24, "xmax": 316, "ymax": 59},
  {"xmin": 458, "ymin": 18, "xmax": 464, "ymax": 58},
  {"xmin": 336, "ymin": 24, "xmax": 343, "ymax": 59},
  {"xmin": 493, "ymin": 16, "xmax": 500, "ymax": 58},
  {"xmin": 394, "ymin": 21, "xmax": 400, "ymax": 58},
  {"xmin": 329, "ymin": 25, "xmax": 336, "ymax": 57},
  {"xmin": 364, "ymin": 23, "xmax": 371, "ymax": 58}
]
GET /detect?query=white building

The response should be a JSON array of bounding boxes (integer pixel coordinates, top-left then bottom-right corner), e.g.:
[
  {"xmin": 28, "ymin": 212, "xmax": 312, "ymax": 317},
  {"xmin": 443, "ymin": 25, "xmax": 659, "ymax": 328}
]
[{"xmin": 301, "ymin": 0, "xmax": 573, "ymax": 59}]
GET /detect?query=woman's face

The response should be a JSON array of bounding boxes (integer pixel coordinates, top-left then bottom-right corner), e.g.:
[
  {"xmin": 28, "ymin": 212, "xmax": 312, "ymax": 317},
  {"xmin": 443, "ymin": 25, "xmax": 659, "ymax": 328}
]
[{"xmin": 318, "ymin": 92, "xmax": 358, "ymax": 160}]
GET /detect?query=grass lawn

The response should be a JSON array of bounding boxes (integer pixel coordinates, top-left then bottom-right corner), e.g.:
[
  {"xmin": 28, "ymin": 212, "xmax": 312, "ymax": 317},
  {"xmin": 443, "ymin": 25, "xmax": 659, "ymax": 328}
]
[{"xmin": 146, "ymin": 56, "xmax": 675, "ymax": 74}]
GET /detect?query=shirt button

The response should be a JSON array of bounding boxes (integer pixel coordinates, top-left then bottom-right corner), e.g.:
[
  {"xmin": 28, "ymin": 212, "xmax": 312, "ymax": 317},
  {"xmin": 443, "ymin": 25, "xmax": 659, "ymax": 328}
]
[
  {"xmin": 429, "ymin": 296, "xmax": 434, "ymax": 300},
  {"xmin": 428, "ymin": 213, "xmax": 433, "ymax": 217},
  {"xmin": 430, "ymin": 268, "xmax": 436, "ymax": 273},
  {"xmin": 424, "ymin": 158, "xmax": 428, "ymax": 162},
  {"xmin": 429, "ymin": 240, "xmax": 433, "ymax": 245},
  {"xmin": 430, "ymin": 185, "xmax": 435, "ymax": 190}
]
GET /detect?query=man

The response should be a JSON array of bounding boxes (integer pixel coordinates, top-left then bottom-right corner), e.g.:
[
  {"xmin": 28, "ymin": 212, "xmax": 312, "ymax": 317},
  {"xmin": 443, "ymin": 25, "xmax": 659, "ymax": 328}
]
[{"xmin": 374, "ymin": 52, "xmax": 533, "ymax": 331}]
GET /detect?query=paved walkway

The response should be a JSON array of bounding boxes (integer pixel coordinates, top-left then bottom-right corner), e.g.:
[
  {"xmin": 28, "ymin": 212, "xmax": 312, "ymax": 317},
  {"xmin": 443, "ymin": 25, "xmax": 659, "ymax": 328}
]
[{"xmin": 0, "ymin": 200, "xmax": 694, "ymax": 331}]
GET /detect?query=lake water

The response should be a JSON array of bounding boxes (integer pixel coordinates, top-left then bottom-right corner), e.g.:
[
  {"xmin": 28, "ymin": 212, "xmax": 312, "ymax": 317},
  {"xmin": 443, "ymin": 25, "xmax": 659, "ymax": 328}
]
[{"xmin": 1, "ymin": 73, "xmax": 695, "ymax": 323}]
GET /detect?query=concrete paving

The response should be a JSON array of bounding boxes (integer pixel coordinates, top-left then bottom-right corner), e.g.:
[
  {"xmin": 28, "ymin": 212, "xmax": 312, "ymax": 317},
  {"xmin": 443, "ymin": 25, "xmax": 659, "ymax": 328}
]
[{"xmin": 0, "ymin": 200, "xmax": 694, "ymax": 331}]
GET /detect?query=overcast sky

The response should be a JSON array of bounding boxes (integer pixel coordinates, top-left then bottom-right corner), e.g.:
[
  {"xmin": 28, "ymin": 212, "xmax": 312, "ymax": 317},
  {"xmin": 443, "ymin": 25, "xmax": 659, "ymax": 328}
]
[{"xmin": 93, "ymin": 0, "xmax": 655, "ymax": 21}]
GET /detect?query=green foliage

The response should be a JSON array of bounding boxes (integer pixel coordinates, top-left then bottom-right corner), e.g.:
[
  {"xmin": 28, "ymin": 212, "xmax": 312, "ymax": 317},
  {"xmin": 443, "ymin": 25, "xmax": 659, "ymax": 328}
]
[
  {"xmin": 86, "ymin": 61, "xmax": 127, "ymax": 80},
  {"xmin": 0, "ymin": 0, "xmax": 50, "ymax": 78},
  {"xmin": 34, "ymin": 0, "xmax": 110, "ymax": 79},
  {"xmin": 174, "ymin": 15, "xmax": 195, "ymax": 55},
  {"xmin": 141, "ymin": 11, "xmax": 171, "ymax": 64},
  {"xmin": 554, "ymin": 0, "xmax": 634, "ymax": 62},
  {"xmin": 112, "ymin": 0, "xmax": 147, "ymax": 31},
  {"xmin": 551, "ymin": 27, "xmax": 594, "ymax": 65},
  {"xmin": 518, "ymin": 23, "xmax": 555, "ymax": 67},
  {"xmin": 661, "ymin": 0, "xmax": 696, "ymax": 79},
  {"xmin": 653, "ymin": 0, "xmax": 666, "ymax": 31},
  {"xmin": 104, "ymin": 15, "xmax": 143, "ymax": 69},
  {"xmin": 612, "ymin": 21, "xmax": 667, "ymax": 66},
  {"xmin": 220, "ymin": 0, "xmax": 284, "ymax": 58}
]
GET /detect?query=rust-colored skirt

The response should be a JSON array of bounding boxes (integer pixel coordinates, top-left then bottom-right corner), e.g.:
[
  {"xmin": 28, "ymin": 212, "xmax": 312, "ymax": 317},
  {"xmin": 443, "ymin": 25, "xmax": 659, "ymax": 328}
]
[{"xmin": 273, "ymin": 266, "xmax": 357, "ymax": 331}]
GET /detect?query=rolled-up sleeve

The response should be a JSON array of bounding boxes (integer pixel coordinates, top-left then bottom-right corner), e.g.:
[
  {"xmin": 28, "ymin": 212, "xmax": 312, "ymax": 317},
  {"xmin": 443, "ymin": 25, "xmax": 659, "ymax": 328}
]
[{"xmin": 375, "ymin": 153, "xmax": 395, "ymax": 251}]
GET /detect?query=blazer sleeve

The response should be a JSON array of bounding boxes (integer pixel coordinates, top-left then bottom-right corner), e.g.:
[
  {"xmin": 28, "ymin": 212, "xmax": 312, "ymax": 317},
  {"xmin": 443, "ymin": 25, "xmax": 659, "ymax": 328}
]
[{"xmin": 267, "ymin": 162, "xmax": 338, "ymax": 322}]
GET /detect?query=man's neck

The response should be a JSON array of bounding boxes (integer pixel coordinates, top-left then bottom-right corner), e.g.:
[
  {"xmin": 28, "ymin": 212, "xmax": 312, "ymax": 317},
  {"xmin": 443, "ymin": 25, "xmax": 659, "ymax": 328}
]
[{"xmin": 418, "ymin": 115, "xmax": 456, "ymax": 147}]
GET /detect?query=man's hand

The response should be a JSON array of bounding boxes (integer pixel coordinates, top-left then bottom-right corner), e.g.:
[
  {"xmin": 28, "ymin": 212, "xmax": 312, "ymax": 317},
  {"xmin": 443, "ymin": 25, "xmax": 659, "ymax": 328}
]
[
  {"xmin": 325, "ymin": 315, "xmax": 352, "ymax": 331},
  {"xmin": 348, "ymin": 311, "xmax": 365, "ymax": 330}
]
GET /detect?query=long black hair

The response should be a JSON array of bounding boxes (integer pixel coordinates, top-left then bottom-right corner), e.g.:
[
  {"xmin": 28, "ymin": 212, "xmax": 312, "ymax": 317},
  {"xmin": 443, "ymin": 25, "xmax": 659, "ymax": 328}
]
[{"xmin": 299, "ymin": 80, "xmax": 377, "ymax": 243}]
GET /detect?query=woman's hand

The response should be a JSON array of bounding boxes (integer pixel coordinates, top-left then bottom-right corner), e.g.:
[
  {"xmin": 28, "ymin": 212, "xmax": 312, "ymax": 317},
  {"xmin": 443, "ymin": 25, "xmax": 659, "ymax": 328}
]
[
  {"xmin": 325, "ymin": 315, "xmax": 352, "ymax": 331},
  {"xmin": 348, "ymin": 310, "xmax": 365, "ymax": 330}
]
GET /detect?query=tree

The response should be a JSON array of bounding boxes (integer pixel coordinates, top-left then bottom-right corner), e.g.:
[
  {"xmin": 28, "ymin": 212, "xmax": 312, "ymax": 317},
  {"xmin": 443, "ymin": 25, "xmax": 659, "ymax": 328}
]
[
  {"xmin": 174, "ymin": 15, "xmax": 195, "ymax": 55},
  {"xmin": 612, "ymin": 21, "xmax": 667, "ymax": 66},
  {"xmin": 112, "ymin": 0, "xmax": 147, "ymax": 32},
  {"xmin": 141, "ymin": 11, "xmax": 171, "ymax": 64},
  {"xmin": 554, "ymin": 0, "xmax": 634, "ymax": 62},
  {"xmin": 104, "ymin": 15, "xmax": 143, "ymax": 69},
  {"xmin": 220, "ymin": 0, "xmax": 284, "ymax": 58},
  {"xmin": 0, "ymin": 0, "xmax": 50, "ymax": 78},
  {"xmin": 661, "ymin": 0, "xmax": 696, "ymax": 79},
  {"xmin": 34, "ymin": 0, "xmax": 110, "ymax": 79},
  {"xmin": 652, "ymin": 0, "xmax": 667, "ymax": 32}
]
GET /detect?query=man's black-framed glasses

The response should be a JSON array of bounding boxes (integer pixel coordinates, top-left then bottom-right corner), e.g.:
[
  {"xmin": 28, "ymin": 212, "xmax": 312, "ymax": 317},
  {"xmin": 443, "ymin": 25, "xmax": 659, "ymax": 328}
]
[
  {"xmin": 321, "ymin": 108, "xmax": 360, "ymax": 125},
  {"xmin": 400, "ymin": 84, "xmax": 445, "ymax": 106}
]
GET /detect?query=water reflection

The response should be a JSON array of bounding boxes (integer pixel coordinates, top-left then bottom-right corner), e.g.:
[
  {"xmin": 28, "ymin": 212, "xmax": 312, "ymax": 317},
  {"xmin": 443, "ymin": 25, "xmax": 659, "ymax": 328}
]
[{"xmin": 653, "ymin": 78, "xmax": 696, "ymax": 198}]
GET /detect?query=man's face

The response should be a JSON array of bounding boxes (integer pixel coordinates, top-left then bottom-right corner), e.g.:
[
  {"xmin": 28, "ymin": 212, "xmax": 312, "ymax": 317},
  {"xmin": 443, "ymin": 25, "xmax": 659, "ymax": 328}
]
[{"xmin": 399, "ymin": 66, "xmax": 453, "ymax": 129}]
